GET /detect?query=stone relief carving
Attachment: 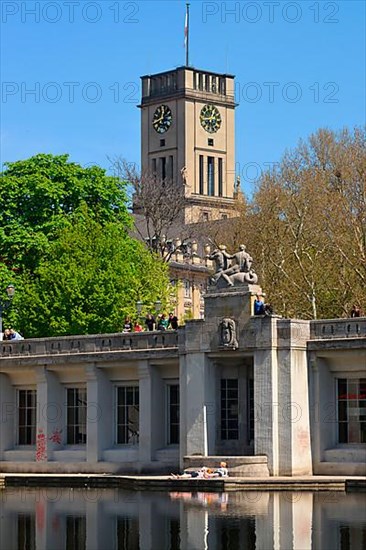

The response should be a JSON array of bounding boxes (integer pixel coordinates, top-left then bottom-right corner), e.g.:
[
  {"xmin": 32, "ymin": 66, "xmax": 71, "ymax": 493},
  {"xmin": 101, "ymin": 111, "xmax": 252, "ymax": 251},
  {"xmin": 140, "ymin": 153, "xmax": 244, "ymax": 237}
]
[
  {"xmin": 208, "ymin": 244, "xmax": 258, "ymax": 288},
  {"xmin": 220, "ymin": 318, "xmax": 238, "ymax": 349}
]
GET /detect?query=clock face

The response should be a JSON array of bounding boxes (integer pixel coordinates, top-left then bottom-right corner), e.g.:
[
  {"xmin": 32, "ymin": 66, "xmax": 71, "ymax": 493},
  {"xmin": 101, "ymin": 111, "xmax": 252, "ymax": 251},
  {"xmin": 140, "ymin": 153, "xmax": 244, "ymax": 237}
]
[
  {"xmin": 152, "ymin": 105, "xmax": 172, "ymax": 134},
  {"xmin": 200, "ymin": 104, "xmax": 221, "ymax": 133}
]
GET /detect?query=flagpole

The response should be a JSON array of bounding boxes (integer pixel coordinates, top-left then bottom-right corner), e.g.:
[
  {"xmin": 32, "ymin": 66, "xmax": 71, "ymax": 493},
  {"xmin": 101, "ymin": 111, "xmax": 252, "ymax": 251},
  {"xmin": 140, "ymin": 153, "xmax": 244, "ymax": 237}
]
[{"xmin": 185, "ymin": 3, "xmax": 190, "ymax": 66}]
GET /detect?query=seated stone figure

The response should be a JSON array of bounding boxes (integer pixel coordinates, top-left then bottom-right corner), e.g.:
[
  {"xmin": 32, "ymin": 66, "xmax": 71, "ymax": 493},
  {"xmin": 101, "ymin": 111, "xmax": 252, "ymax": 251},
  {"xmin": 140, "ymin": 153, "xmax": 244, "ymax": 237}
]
[{"xmin": 209, "ymin": 244, "xmax": 258, "ymax": 287}]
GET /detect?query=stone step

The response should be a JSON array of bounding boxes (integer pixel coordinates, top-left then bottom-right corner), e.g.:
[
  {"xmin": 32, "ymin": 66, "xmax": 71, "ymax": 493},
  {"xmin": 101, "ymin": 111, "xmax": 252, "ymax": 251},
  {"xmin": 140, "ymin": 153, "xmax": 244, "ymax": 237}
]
[{"xmin": 183, "ymin": 455, "xmax": 270, "ymax": 477}]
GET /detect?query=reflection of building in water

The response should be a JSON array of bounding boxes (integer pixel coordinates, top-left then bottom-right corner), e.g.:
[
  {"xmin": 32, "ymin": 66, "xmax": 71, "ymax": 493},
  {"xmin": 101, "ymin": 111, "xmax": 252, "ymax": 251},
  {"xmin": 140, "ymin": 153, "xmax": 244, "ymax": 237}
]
[{"xmin": 1, "ymin": 489, "xmax": 365, "ymax": 550}]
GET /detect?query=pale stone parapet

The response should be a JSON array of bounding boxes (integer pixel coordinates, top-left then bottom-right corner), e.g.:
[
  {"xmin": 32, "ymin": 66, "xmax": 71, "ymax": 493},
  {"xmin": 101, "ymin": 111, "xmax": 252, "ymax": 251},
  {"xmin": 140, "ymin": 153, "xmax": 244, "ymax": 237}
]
[
  {"xmin": 310, "ymin": 317, "xmax": 366, "ymax": 339},
  {"xmin": 0, "ymin": 331, "xmax": 179, "ymax": 360}
]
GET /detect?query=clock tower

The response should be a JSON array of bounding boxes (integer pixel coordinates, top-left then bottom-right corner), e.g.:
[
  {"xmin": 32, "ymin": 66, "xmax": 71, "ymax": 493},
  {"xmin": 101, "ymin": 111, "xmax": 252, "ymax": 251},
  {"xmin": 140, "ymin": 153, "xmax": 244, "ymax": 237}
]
[{"xmin": 139, "ymin": 66, "xmax": 238, "ymax": 224}]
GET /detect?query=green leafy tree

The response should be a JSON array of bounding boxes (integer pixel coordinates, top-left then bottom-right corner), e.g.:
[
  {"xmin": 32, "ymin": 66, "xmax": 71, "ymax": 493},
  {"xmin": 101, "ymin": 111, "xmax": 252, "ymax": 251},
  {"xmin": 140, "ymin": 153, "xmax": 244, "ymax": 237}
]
[
  {"xmin": 0, "ymin": 155, "xmax": 172, "ymax": 336},
  {"xmin": 17, "ymin": 210, "xmax": 170, "ymax": 336},
  {"xmin": 209, "ymin": 127, "xmax": 366, "ymax": 319},
  {"xmin": 0, "ymin": 153, "xmax": 131, "ymax": 273}
]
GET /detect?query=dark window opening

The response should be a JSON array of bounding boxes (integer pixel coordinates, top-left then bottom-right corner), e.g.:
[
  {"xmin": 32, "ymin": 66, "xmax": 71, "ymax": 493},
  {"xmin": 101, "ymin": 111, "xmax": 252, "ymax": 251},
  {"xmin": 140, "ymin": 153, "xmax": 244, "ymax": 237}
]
[
  {"xmin": 337, "ymin": 378, "xmax": 366, "ymax": 443},
  {"xmin": 17, "ymin": 389, "xmax": 36, "ymax": 445},
  {"xmin": 67, "ymin": 388, "xmax": 87, "ymax": 445},
  {"xmin": 117, "ymin": 386, "xmax": 139, "ymax": 445},
  {"xmin": 168, "ymin": 384, "xmax": 180, "ymax": 444},
  {"xmin": 207, "ymin": 156, "xmax": 215, "ymax": 196},
  {"xmin": 221, "ymin": 379, "xmax": 239, "ymax": 440},
  {"xmin": 199, "ymin": 155, "xmax": 204, "ymax": 194},
  {"xmin": 218, "ymin": 157, "xmax": 223, "ymax": 197},
  {"xmin": 160, "ymin": 157, "xmax": 166, "ymax": 180}
]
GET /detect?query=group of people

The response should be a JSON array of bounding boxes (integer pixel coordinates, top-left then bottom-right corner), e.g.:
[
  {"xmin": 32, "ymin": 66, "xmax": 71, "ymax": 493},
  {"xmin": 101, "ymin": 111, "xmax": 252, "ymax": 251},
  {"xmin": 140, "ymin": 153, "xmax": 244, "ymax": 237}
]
[
  {"xmin": 1, "ymin": 328, "xmax": 24, "ymax": 341},
  {"xmin": 122, "ymin": 313, "xmax": 179, "ymax": 333},
  {"xmin": 171, "ymin": 461, "xmax": 229, "ymax": 479}
]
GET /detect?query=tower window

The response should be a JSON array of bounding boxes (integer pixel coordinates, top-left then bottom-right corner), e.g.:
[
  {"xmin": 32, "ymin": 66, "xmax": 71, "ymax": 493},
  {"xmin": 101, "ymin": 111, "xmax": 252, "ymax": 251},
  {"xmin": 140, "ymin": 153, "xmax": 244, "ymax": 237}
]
[
  {"xmin": 218, "ymin": 157, "xmax": 223, "ymax": 197},
  {"xmin": 160, "ymin": 139, "xmax": 165, "ymax": 147},
  {"xmin": 208, "ymin": 138, "xmax": 214, "ymax": 146},
  {"xmin": 202, "ymin": 211, "xmax": 209, "ymax": 222},
  {"xmin": 207, "ymin": 156, "xmax": 215, "ymax": 196},
  {"xmin": 160, "ymin": 157, "xmax": 166, "ymax": 180},
  {"xmin": 199, "ymin": 155, "xmax": 204, "ymax": 194},
  {"xmin": 168, "ymin": 155, "xmax": 173, "ymax": 181}
]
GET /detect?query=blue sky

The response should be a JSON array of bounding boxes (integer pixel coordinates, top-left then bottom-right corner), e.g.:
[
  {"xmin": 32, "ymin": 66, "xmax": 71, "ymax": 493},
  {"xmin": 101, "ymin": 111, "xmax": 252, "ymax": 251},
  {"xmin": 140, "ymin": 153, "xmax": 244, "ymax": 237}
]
[{"xmin": 1, "ymin": 0, "xmax": 365, "ymax": 196}]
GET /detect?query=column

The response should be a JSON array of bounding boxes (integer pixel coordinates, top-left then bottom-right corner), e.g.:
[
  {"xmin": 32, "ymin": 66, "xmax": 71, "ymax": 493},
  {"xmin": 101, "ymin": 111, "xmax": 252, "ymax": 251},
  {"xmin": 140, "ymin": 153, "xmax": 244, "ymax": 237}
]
[
  {"xmin": 181, "ymin": 353, "xmax": 215, "ymax": 458},
  {"xmin": 35, "ymin": 367, "xmax": 64, "ymax": 462},
  {"xmin": 277, "ymin": 320, "xmax": 312, "ymax": 475},
  {"xmin": 253, "ymin": 318, "xmax": 279, "ymax": 475},
  {"xmin": 138, "ymin": 361, "xmax": 164, "ymax": 466},
  {"xmin": 191, "ymin": 281, "xmax": 201, "ymax": 318},
  {"xmin": 86, "ymin": 364, "xmax": 112, "ymax": 463},
  {"xmin": 0, "ymin": 373, "xmax": 15, "ymax": 458}
]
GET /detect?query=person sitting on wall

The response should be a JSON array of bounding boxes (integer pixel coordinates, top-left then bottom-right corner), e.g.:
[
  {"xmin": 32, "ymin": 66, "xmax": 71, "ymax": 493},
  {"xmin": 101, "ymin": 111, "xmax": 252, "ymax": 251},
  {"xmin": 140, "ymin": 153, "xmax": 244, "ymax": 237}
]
[
  {"xmin": 133, "ymin": 321, "xmax": 143, "ymax": 332},
  {"xmin": 254, "ymin": 294, "xmax": 273, "ymax": 316},
  {"xmin": 168, "ymin": 312, "xmax": 179, "ymax": 330},
  {"xmin": 123, "ymin": 316, "xmax": 133, "ymax": 332},
  {"xmin": 350, "ymin": 304, "xmax": 362, "ymax": 318},
  {"xmin": 4, "ymin": 328, "xmax": 24, "ymax": 340},
  {"xmin": 145, "ymin": 313, "xmax": 155, "ymax": 331},
  {"xmin": 158, "ymin": 313, "xmax": 169, "ymax": 331}
]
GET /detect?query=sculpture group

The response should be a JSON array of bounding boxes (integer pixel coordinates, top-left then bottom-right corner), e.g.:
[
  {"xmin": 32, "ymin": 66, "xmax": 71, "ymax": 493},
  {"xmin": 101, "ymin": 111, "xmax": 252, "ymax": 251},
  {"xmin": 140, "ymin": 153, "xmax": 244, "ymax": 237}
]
[{"xmin": 208, "ymin": 244, "xmax": 258, "ymax": 287}]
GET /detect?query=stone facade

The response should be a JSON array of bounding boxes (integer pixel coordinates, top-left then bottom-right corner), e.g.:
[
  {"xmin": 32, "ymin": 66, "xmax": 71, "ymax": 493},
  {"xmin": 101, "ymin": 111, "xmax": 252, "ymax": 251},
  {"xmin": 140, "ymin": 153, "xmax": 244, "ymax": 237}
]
[{"xmin": 0, "ymin": 287, "xmax": 365, "ymax": 476}]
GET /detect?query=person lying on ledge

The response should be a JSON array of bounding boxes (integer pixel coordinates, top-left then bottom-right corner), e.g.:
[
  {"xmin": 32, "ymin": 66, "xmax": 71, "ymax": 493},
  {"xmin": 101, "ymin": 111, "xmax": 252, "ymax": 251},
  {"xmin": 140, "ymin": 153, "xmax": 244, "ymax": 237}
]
[{"xmin": 171, "ymin": 462, "xmax": 228, "ymax": 479}]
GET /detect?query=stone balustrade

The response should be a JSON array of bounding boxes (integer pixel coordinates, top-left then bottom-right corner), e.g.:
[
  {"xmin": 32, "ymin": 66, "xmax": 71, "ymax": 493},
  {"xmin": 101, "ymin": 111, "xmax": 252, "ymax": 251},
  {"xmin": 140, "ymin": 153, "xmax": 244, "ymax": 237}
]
[
  {"xmin": 0, "ymin": 330, "xmax": 179, "ymax": 358},
  {"xmin": 310, "ymin": 318, "xmax": 366, "ymax": 340},
  {"xmin": 3, "ymin": 317, "xmax": 364, "ymax": 360}
]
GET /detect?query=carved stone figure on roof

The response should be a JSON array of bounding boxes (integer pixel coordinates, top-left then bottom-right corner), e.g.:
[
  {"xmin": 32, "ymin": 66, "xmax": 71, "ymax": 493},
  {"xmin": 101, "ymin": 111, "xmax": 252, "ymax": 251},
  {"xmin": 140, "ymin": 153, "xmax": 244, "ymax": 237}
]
[{"xmin": 209, "ymin": 244, "xmax": 258, "ymax": 288}]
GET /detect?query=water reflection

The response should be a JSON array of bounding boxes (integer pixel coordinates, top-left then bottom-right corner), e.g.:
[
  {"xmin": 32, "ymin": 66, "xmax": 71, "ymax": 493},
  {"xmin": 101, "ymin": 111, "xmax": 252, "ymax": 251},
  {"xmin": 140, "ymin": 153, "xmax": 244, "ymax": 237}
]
[{"xmin": 1, "ymin": 487, "xmax": 365, "ymax": 549}]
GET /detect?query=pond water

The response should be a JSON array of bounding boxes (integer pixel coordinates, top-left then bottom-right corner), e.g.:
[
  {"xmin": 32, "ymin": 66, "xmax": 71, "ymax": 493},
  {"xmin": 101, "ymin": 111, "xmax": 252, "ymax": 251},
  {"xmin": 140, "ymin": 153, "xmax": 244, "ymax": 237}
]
[{"xmin": 0, "ymin": 488, "xmax": 365, "ymax": 549}]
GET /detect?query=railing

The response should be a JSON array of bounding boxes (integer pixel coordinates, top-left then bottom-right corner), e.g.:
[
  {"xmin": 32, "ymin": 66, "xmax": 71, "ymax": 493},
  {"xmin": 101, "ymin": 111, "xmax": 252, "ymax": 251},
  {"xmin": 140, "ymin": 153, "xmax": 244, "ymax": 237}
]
[
  {"xmin": 310, "ymin": 318, "xmax": 366, "ymax": 340},
  {"xmin": 0, "ymin": 331, "xmax": 179, "ymax": 358}
]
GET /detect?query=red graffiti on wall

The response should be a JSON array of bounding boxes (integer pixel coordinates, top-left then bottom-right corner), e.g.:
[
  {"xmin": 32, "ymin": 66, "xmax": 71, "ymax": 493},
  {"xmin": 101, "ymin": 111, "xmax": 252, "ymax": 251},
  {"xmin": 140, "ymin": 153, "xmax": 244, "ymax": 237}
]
[
  {"xmin": 49, "ymin": 428, "xmax": 62, "ymax": 445},
  {"xmin": 36, "ymin": 429, "xmax": 47, "ymax": 462}
]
